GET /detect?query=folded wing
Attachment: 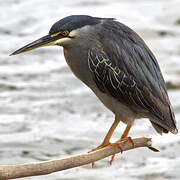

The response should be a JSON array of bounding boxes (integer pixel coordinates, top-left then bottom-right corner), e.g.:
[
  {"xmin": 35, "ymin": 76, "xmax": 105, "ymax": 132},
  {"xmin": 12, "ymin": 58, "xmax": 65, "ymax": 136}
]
[{"xmin": 87, "ymin": 21, "xmax": 177, "ymax": 134}]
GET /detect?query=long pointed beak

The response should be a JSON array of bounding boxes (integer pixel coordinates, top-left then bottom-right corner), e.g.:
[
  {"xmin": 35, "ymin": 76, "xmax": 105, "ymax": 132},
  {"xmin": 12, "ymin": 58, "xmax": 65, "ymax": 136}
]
[{"xmin": 10, "ymin": 34, "xmax": 63, "ymax": 56}]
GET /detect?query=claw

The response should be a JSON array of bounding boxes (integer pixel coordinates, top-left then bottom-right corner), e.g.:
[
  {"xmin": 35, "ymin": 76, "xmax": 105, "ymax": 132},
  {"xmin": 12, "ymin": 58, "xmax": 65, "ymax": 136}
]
[
  {"xmin": 110, "ymin": 154, "xmax": 115, "ymax": 165},
  {"xmin": 88, "ymin": 124, "xmax": 133, "ymax": 166},
  {"xmin": 89, "ymin": 137, "xmax": 134, "ymax": 166},
  {"xmin": 117, "ymin": 136, "xmax": 134, "ymax": 147},
  {"xmin": 109, "ymin": 142, "xmax": 123, "ymax": 165},
  {"xmin": 91, "ymin": 161, "xmax": 95, "ymax": 168},
  {"xmin": 109, "ymin": 137, "xmax": 134, "ymax": 164},
  {"xmin": 88, "ymin": 143, "xmax": 111, "ymax": 167},
  {"xmin": 88, "ymin": 143, "xmax": 110, "ymax": 153},
  {"xmin": 127, "ymin": 137, "xmax": 135, "ymax": 148}
]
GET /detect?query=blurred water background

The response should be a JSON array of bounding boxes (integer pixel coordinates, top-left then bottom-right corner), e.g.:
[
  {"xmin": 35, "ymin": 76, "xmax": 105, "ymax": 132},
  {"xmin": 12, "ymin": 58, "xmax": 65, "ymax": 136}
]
[{"xmin": 0, "ymin": 0, "xmax": 180, "ymax": 179}]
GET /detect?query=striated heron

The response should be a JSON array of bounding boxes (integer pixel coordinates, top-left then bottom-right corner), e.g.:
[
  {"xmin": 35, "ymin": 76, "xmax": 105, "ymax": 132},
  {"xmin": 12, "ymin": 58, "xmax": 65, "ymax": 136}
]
[{"xmin": 11, "ymin": 15, "xmax": 178, "ymax": 155}]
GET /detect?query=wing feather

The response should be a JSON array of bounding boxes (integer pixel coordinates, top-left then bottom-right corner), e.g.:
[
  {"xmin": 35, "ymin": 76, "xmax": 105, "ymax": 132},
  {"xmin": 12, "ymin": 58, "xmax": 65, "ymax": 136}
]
[{"xmin": 87, "ymin": 21, "xmax": 177, "ymax": 134}]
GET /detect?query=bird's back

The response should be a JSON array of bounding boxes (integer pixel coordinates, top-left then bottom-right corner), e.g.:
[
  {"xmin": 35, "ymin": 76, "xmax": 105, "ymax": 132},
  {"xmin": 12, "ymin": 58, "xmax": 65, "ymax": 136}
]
[{"xmin": 88, "ymin": 19, "xmax": 178, "ymax": 134}]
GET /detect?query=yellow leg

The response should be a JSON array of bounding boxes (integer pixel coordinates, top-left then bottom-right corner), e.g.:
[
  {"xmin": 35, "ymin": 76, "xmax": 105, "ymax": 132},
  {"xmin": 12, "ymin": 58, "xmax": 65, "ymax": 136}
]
[
  {"xmin": 110, "ymin": 125, "xmax": 133, "ymax": 164},
  {"xmin": 89, "ymin": 117, "xmax": 120, "ymax": 167},
  {"xmin": 89, "ymin": 117, "xmax": 134, "ymax": 166},
  {"xmin": 90, "ymin": 117, "xmax": 120, "ymax": 152},
  {"xmin": 121, "ymin": 125, "xmax": 132, "ymax": 139}
]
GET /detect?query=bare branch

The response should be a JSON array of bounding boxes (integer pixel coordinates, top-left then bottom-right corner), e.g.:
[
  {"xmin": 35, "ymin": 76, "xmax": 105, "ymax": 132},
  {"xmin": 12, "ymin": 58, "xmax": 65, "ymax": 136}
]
[{"xmin": 0, "ymin": 137, "xmax": 156, "ymax": 180}]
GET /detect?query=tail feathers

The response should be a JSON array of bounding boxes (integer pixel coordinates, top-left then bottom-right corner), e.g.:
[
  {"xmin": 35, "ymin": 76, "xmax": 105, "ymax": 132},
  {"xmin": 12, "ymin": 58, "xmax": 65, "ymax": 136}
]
[
  {"xmin": 151, "ymin": 122, "xmax": 168, "ymax": 135},
  {"xmin": 150, "ymin": 118, "xmax": 178, "ymax": 135},
  {"xmin": 149, "ymin": 100, "xmax": 178, "ymax": 135}
]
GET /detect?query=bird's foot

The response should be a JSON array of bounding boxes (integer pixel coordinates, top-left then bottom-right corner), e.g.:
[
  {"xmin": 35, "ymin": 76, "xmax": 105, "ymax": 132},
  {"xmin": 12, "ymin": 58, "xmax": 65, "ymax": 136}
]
[
  {"xmin": 117, "ymin": 136, "xmax": 134, "ymax": 147},
  {"xmin": 89, "ymin": 142, "xmax": 123, "ymax": 166},
  {"xmin": 89, "ymin": 143, "xmax": 111, "ymax": 153},
  {"xmin": 89, "ymin": 137, "xmax": 134, "ymax": 166},
  {"xmin": 89, "ymin": 142, "xmax": 118, "ymax": 167},
  {"xmin": 110, "ymin": 137, "xmax": 134, "ymax": 164}
]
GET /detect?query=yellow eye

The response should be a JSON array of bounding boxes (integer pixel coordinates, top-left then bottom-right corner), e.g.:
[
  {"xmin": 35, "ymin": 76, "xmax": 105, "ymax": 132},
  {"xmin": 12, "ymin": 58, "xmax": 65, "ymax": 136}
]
[
  {"xmin": 61, "ymin": 31, "xmax": 69, "ymax": 36},
  {"xmin": 50, "ymin": 31, "xmax": 69, "ymax": 38}
]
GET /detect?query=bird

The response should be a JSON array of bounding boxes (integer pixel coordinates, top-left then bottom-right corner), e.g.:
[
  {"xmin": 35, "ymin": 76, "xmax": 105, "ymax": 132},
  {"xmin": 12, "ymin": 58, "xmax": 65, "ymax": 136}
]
[{"xmin": 11, "ymin": 15, "xmax": 178, "ymax": 156}]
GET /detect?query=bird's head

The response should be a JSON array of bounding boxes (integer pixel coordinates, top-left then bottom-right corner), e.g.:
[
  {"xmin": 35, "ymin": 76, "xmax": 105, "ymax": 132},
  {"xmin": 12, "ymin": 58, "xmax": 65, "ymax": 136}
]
[{"xmin": 10, "ymin": 15, "xmax": 114, "ymax": 55}]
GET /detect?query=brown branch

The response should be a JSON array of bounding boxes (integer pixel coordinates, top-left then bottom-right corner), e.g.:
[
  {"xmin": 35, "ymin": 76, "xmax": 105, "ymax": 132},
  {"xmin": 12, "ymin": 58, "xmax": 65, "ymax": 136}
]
[{"xmin": 0, "ymin": 137, "xmax": 157, "ymax": 180}]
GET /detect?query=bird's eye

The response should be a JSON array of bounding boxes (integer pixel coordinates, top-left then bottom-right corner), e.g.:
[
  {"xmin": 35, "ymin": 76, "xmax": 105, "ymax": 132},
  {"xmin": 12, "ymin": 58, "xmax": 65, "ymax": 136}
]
[
  {"xmin": 62, "ymin": 31, "xmax": 69, "ymax": 36},
  {"xmin": 50, "ymin": 31, "xmax": 69, "ymax": 38}
]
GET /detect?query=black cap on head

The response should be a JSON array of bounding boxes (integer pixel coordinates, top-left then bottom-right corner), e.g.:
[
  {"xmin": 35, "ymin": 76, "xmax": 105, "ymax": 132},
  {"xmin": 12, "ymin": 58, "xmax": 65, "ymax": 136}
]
[
  {"xmin": 49, "ymin": 15, "xmax": 114, "ymax": 35},
  {"xmin": 10, "ymin": 15, "xmax": 114, "ymax": 56}
]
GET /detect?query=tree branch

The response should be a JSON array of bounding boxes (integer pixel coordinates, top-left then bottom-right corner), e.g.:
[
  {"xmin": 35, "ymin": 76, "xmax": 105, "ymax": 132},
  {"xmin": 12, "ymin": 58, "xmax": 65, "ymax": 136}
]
[{"xmin": 0, "ymin": 137, "xmax": 156, "ymax": 180}]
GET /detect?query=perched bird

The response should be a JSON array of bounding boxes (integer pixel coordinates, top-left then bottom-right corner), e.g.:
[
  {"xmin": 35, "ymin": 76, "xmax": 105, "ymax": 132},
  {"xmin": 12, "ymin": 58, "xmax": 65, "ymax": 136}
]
[{"xmin": 11, "ymin": 15, "xmax": 178, "ymax": 153}]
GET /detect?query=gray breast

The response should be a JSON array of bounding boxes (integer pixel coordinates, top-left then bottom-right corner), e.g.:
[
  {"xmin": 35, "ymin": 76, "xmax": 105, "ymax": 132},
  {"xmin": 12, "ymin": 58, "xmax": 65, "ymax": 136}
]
[
  {"xmin": 63, "ymin": 46, "xmax": 93, "ymax": 86},
  {"xmin": 63, "ymin": 46, "xmax": 138, "ymax": 124}
]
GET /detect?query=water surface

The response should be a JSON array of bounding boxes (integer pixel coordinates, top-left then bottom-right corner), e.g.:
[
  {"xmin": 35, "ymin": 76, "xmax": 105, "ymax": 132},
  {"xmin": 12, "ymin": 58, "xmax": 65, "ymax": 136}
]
[{"xmin": 0, "ymin": 0, "xmax": 180, "ymax": 179}]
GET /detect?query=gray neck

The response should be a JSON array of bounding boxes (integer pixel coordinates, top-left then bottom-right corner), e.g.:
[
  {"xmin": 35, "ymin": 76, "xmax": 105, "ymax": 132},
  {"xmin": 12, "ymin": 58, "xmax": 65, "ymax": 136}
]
[{"xmin": 63, "ymin": 24, "xmax": 101, "ymax": 87}]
